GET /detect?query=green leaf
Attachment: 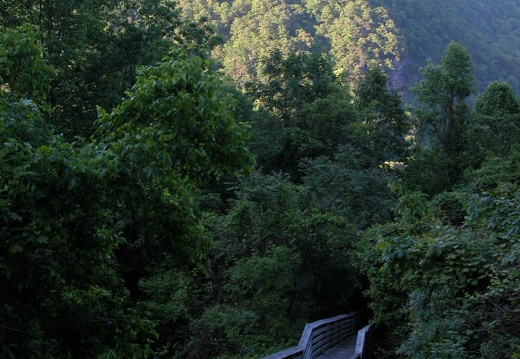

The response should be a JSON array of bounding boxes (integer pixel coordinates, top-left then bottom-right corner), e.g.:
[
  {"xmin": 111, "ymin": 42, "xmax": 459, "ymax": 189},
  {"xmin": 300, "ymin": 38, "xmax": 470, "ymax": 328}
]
[
  {"xmin": 9, "ymin": 244, "xmax": 23, "ymax": 254},
  {"xmin": 39, "ymin": 145, "xmax": 51, "ymax": 153},
  {"xmin": 37, "ymin": 236, "xmax": 48, "ymax": 244},
  {"xmin": 8, "ymin": 212, "xmax": 22, "ymax": 221}
]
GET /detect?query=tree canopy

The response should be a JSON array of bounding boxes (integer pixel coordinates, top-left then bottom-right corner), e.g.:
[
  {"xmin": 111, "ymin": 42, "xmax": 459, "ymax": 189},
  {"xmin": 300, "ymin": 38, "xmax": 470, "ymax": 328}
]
[{"xmin": 0, "ymin": 26, "xmax": 252, "ymax": 358}]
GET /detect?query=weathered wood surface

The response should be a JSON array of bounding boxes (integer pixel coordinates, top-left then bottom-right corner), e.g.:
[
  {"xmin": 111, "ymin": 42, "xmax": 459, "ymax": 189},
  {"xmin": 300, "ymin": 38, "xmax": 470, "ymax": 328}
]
[
  {"xmin": 316, "ymin": 323, "xmax": 374, "ymax": 359},
  {"xmin": 316, "ymin": 334, "xmax": 358, "ymax": 359},
  {"xmin": 355, "ymin": 324, "xmax": 374, "ymax": 359}
]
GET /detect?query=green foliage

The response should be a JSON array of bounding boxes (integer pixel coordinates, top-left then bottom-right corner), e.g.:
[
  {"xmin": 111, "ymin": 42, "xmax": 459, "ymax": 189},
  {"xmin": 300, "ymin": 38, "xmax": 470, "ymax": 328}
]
[
  {"xmin": 0, "ymin": 26, "xmax": 53, "ymax": 102},
  {"xmin": 301, "ymin": 150, "xmax": 396, "ymax": 229},
  {"xmin": 0, "ymin": 0, "xmax": 221, "ymax": 138},
  {"xmin": 88, "ymin": 50, "xmax": 254, "ymax": 320},
  {"xmin": 0, "ymin": 31, "xmax": 252, "ymax": 358},
  {"xmin": 308, "ymin": 0, "xmax": 402, "ymax": 80},
  {"xmin": 463, "ymin": 82, "xmax": 520, "ymax": 170},
  {"xmin": 178, "ymin": 0, "xmax": 520, "ymax": 95},
  {"xmin": 222, "ymin": 245, "xmax": 301, "ymax": 348},
  {"xmin": 464, "ymin": 151, "xmax": 520, "ymax": 192},
  {"xmin": 177, "ymin": 0, "xmax": 401, "ymax": 86},
  {"xmin": 474, "ymin": 81, "xmax": 520, "ymax": 117},
  {"xmin": 246, "ymin": 50, "xmax": 411, "ymax": 183},
  {"xmin": 357, "ymin": 151, "xmax": 520, "ymax": 358},
  {"xmin": 220, "ymin": 171, "xmax": 360, "ymax": 331},
  {"xmin": 406, "ymin": 42, "xmax": 477, "ymax": 194},
  {"xmin": 246, "ymin": 50, "xmax": 359, "ymax": 179},
  {"xmin": 370, "ymin": 0, "xmax": 520, "ymax": 93},
  {"xmin": 403, "ymin": 146, "xmax": 454, "ymax": 197},
  {"xmin": 431, "ymin": 191, "xmax": 465, "ymax": 226},
  {"xmin": 356, "ymin": 185, "xmax": 432, "ymax": 353},
  {"xmin": 247, "ymin": 49, "xmax": 337, "ymax": 122},
  {"xmin": 147, "ymin": 169, "xmax": 366, "ymax": 358},
  {"xmin": 355, "ymin": 65, "xmax": 410, "ymax": 163},
  {"xmin": 3, "ymin": 0, "xmax": 121, "ymax": 136},
  {"xmin": 411, "ymin": 41, "xmax": 476, "ymax": 149},
  {"xmin": 0, "ymin": 90, "xmax": 155, "ymax": 359},
  {"xmin": 6, "ymin": 2, "xmax": 520, "ymax": 358},
  {"xmin": 220, "ymin": 0, "xmax": 313, "ymax": 87},
  {"xmin": 97, "ymin": 48, "xmax": 252, "ymax": 184}
]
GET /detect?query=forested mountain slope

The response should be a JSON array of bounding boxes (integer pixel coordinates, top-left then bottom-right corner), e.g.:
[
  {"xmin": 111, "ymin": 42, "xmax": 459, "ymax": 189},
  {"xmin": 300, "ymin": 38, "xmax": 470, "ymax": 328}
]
[
  {"xmin": 177, "ymin": 0, "xmax": 402, "ymax": 87},
  {"xmin": 372, "ymin": 0, "xmax": 520, "ymax": 92},
  {"xmin": 178, "ymin": 0, "xmax": 520, "ymax": 92}
]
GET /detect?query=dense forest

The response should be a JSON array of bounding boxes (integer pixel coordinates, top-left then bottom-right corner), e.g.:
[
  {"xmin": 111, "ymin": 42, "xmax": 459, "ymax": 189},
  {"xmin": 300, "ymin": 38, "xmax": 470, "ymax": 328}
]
[
  {"xmin": 177, "ymin": 0, "xmax": 520, "ymax": 92},
  {"xmin": 1, "ymin": 1, "xmax": 519, "ymax": 358}
]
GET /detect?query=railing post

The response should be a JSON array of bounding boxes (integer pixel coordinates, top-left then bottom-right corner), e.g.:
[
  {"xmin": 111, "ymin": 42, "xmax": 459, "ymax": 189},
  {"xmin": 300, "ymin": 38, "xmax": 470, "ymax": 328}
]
[
  {"xmin": 355, "ymin": 323, "xmax": 373, "ymax": 359},
  {"xmin": 303, "ymin": 341, "xmax": 312, "ymax": 359}
]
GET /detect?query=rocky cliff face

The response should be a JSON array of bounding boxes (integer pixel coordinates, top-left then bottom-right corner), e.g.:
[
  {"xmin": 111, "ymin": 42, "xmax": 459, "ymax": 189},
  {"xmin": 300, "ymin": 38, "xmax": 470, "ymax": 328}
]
[{"xmin": 388, "ymin": 58, "xmax": 411, "ymax": 91}]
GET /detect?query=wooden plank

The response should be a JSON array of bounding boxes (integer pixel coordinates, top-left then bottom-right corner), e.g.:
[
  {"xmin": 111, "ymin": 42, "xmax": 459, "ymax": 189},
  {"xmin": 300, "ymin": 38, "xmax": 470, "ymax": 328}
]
[
  {"xmin": 317, "ymin": 335, "xmax": 358, "ymax": 359},
  {"xmin": 308, "ymin": 318, "xmax": 353, "ymax": 356}
]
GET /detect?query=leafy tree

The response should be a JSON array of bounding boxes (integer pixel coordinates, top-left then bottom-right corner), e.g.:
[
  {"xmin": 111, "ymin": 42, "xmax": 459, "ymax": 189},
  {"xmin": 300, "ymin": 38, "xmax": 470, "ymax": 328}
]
[
  {"xmin": 0, "ymin": 25, "xmax": 53, "ymax": 103},
  {"xmin": 355, "ymin": 65, "xmax": 410, "ymax": 164},
  {"xmin": 357, "ymin": 152, "xmax": 520, "ymax": 358},
  {"xmin": 94, "ymin": 48, "xmax": 253, "ymax": 357},
  {"xmin": 0, "ymin": 27, "xmax": 156, "ymax": 358},
  {"xmin": 0, "ymin": 0, "xmax": 219, "ymax": 138},
  {"xmin": 94, "ymin": 47, "xmax": 253, "ymax": 296},
  {"xmin": 247, "ymin": 49, "xmax": 337, "ymax": 122},
  {"xmin": 97, "ymin": 48, "xmax": 252, "ymax": 184},
  {"xmin": 1, "ymin": 0, "xmax": 116, "ymax": 136},
  {"xmin": 371, "ymin": 0, "xmax": 520, "ymax": 93},
  {"xmin": 135, "ymin": 172, "xmax": 344, "ymax": 358},
  {"xmin": 402, "ymin": 146, "xmax": 455, "ymax": 197},
  {"xmin": 301, "ymin": 149, "xmax": 396, "ymax": 229},
  {"xmin": 246, "ymin": 49, "xmax": 359, "ymax": 180},
  {"xmin": 176, "ymin": 0, "xmax": 520, "ymax": 95},
  {"xmin": 411, "ymin": 41, "xmax": 476, "ymax": 150},
  {"xmin": 215, "ymin": 0, "xmax": 314, "ymax": 87},
  {"xmin": 0, "ymin": 108, "xmax": 159, "ymax": 358},
  {"xmin": 464, "ymin": 81, "xmax": 520, "ymax": 169},
  {"xmin": 1, "ymin": 31, "xmax": 252, "ymax": 358},
  {"xmin": 143, "ymin": 157, "xmax": 392, "ymax": 358},
  {"xmin": 200, "ymin": 171, "xmax": 360, "ymax": 356},
  {"xmin": 176, "ymin": 0, "xmax": 404, "ymax": 87},
  {"xmin": 474, "ymin": 81, "xmax": 520, "ymax": 117},
  {"xmin": 407, "ymin": 41, "xmax": 476, "ymax": 193}
]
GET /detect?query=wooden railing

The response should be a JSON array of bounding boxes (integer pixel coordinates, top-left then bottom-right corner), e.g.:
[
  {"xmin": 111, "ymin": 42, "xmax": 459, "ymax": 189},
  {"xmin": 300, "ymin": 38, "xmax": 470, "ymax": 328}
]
[
  {"xmin": 354, "ymin": 323, "xmax": 374, "ymax": 359},
  {"xmin": 261, "ymin": 312, "xmax": 370, "ymax": 359}
]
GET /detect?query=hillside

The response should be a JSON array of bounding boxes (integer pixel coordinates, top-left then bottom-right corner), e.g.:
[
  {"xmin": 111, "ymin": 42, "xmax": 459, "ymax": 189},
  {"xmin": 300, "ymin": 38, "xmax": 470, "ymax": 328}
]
[
  {"xmin": 372, "ymin": 0, "xmax": 520, "ymax": 91},
  {"xmin": 178, "ymin": 0, "xmax": 520, "ymax": 93}
]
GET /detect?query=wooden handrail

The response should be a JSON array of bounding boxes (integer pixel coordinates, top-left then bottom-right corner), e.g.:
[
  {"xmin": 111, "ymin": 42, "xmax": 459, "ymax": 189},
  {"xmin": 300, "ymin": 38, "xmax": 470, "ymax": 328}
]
[
  {"xmin": 354, "ymin": 323, "xmax": 374, "ymax": 359},
  {"xmin": 261, "ymin": 312, "xmax": 368, "ymax": 359}
]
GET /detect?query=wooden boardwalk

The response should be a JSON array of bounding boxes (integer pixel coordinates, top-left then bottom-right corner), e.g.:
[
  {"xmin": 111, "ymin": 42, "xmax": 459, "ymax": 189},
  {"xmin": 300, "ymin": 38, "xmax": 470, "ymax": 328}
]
[
  {"xmin": 260, "ymin": 314, "xmax": 371, "ymax": 359},
  {"xmin": 317, "ymin": 334, "xmax": 359, "ymax": 359}
]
